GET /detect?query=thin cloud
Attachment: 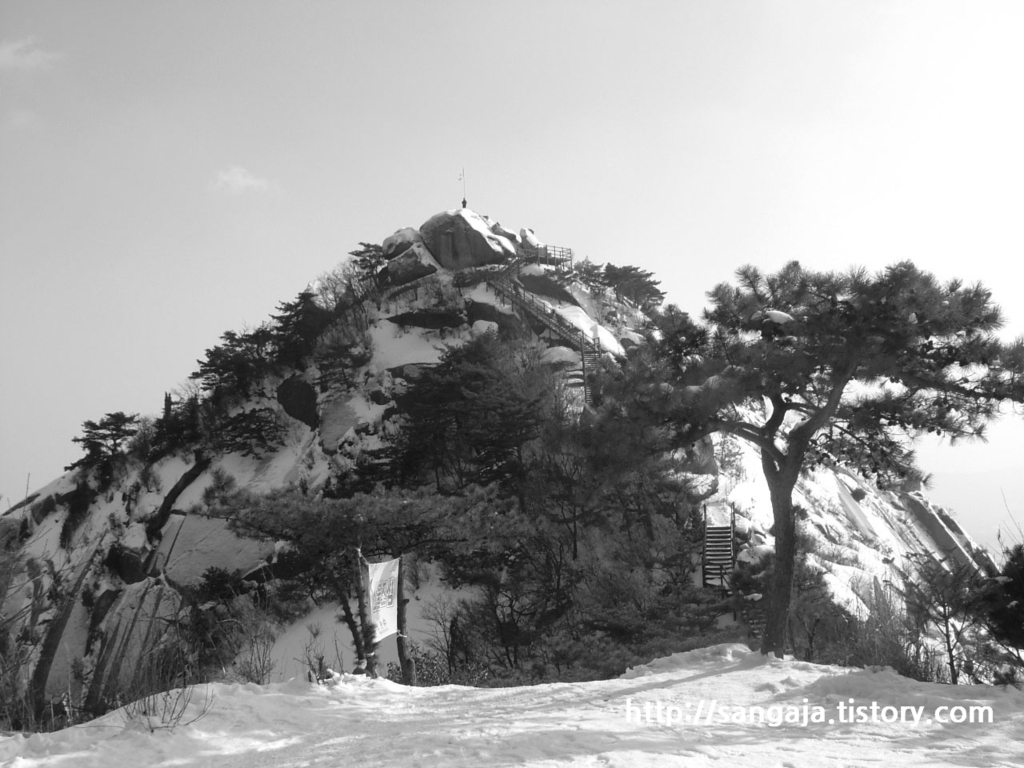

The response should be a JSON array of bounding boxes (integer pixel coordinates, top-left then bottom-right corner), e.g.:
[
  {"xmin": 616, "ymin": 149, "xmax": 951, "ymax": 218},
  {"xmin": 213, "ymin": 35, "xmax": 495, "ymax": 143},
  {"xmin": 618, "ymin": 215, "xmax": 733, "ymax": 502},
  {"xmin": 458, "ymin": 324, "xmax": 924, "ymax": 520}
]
[
  {"xmin": 5, "ymin": 107, "xmax": 41, "ymax": 130},
  {"xmin": 0, "ymin": 38, "xmax": 62, "ymax": 73},
  {"xmin": 212, "ymin": 166, "xmax": 274, "ymax": 195}
]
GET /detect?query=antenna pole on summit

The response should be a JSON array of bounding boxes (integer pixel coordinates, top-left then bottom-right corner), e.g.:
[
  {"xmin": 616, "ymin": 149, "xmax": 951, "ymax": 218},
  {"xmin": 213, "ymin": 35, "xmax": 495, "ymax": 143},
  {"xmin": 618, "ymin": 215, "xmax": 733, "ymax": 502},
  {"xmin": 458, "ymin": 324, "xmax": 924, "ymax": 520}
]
[{"xmin": 460, "ymin": 167, "xmax": 467, "ymax": 208}]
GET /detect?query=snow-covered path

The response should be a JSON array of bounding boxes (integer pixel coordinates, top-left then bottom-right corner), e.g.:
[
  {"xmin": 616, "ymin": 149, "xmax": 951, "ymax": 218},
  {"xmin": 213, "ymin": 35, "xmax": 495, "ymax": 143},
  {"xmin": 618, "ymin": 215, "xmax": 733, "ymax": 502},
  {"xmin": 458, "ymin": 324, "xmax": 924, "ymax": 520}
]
[{"xmin": 3, "ymin": 644, "xmax": 1023, "ymax": 767}]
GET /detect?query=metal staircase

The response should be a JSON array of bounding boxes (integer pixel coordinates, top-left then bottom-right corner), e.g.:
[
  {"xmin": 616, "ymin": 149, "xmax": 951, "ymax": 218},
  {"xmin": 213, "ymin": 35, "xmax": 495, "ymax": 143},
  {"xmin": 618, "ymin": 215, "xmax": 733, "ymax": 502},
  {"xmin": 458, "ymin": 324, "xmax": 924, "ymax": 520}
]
[
  {"xmin": 702, "ymin": 503, "xmax": 735, "ymax": 590},
  {"xmin": 486, "ymin": 255, "xmax": 604, "ymax": 404}
]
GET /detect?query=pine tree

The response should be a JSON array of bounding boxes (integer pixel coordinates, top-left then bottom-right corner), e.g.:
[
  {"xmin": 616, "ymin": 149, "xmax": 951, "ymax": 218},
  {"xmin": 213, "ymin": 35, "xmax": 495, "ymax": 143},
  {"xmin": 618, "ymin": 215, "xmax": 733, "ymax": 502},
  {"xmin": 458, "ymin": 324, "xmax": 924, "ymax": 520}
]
[
  {"xmin": 191, "ymin": 325, "xmax": 277, "ymax": 401},
  {"xmin": 222, "ymin": 485, "xmax": 473, "ymax": 679},
  {"xmin": 272, "ymin": 292, "xmax": 333, "ymax": 369},
  {"xmin": 567, "ymin": 259, "xmax": 605, "ymax": 293},
  {"xmin": 980, "ymin": 544, "xmax": 1024, "ymax": 663},
  {"xmin": 67, "ymin": 412, "xmax": 139, "ymax": 475},
  {"xmin": 349, "ymin": 243, "xmax": 387, "ymax": 281},
  {"xmin": 396, "ymin": 333, "xmax": 548, "ymax": 493},
  {"xmin": 611, "ymin": 261, "xmax": 1024, "ymax": 657},
  {"xmin": 602, "ymin": 263, "xmax": 665, "ymax": 309},
  {"xmin": 903, "ymin": 555, "xmax": 988, "ymax": 684}
]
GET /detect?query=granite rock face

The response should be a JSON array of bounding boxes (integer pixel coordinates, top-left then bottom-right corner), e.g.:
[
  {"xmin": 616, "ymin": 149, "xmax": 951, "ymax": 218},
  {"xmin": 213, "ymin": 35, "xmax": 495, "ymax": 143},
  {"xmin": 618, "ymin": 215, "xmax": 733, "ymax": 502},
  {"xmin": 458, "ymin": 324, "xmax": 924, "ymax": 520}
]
[
  {"xmin": 382, "ymin": 227, "xmax": 424, "ymax": 259},
  {"xmin": 319, "ymin": 396, "xmax": 360, "ymax": 454},
  {"xmin": 387, "ymin": 242, "xmax": 440, "ymax": 287},
  {"xmin": 419, "ymin": 209, "xmax": 517, "ymax": 270}
]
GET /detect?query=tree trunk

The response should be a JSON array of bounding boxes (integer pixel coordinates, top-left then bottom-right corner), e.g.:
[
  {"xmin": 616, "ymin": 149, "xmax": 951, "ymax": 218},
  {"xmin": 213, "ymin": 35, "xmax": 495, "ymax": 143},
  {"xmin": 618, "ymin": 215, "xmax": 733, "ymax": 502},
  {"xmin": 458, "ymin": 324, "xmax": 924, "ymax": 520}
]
[
  {"xmin": 943, "ymin": 613, "xmax": 959, "ymax": 685},
  {"xmin": 353, "ymin": 549, "xmax": 377, "ymax": 676},
  {"xmin": 337, "ymin": 593, "xmax": 364, "ymax": 663},
  {"xmin": 395, "ymin": 555, "xmax": 417, "ymax": 685},
  {"xmin": 760, "ymin": 466, "xmax": 799, "ymax": 658}
]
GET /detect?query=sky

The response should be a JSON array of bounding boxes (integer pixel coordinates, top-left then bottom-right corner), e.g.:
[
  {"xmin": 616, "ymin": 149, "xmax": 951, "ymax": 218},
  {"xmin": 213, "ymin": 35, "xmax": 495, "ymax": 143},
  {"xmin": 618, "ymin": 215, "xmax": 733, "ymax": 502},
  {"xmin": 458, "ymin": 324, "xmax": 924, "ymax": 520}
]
[{"xmin": 2, "ymin": 1, "xmax": 1023, "ymax": 554}]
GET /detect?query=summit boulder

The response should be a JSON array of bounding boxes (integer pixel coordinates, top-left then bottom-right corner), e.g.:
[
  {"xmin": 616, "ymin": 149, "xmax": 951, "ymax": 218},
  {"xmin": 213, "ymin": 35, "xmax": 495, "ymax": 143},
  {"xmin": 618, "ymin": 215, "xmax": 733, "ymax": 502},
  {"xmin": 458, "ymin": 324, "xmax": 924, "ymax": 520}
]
[{"xmin": 418, "ymin": 209, "xmax": 517, "ymax": 270}]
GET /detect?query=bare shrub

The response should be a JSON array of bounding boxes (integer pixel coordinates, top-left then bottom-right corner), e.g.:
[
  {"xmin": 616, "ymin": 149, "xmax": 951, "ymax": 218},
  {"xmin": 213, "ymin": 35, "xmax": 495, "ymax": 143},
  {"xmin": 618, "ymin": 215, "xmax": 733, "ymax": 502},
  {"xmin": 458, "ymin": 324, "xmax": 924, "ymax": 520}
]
[
  {"xmin": 826, "ymin": 579, "xmax": 944, "ymax": 682},
  {"xmin": 421, "ymin": 593, "xmax": 460, "ymax": 674},
  {"xmin": 299, "ymin": 622, "xmax": 327, "ymax": 683},
  {"xmin": 120, "ymin": 641, "xmax": 213, "ymax": 732},
  {"xmin": 235, "ymin": 624, "xmax": 277, "ymax": 685},
  {"xmin": 121, "ymin": 682, "xmax": 212, "ymax": 733}
]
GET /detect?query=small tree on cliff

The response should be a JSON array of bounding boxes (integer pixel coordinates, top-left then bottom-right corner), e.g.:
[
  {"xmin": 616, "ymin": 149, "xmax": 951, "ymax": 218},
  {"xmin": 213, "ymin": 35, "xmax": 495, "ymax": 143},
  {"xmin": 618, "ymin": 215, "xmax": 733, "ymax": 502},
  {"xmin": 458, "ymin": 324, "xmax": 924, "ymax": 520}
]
[
  {"xmin": 67, "ymin": 412, "xmax": 140, "ymax": 488},
  {"xmin": 615, "ymin": 261, "xmax": 1024, "ymax": 657}
]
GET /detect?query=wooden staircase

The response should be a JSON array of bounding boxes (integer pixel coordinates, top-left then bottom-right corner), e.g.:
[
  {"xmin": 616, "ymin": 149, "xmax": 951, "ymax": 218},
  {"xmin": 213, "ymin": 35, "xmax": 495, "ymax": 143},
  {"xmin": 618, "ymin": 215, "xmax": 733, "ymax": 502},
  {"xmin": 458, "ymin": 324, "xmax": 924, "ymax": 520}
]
[{"xmin": 702, "ymin": 504, "xmax": 735, "ymax": 590}]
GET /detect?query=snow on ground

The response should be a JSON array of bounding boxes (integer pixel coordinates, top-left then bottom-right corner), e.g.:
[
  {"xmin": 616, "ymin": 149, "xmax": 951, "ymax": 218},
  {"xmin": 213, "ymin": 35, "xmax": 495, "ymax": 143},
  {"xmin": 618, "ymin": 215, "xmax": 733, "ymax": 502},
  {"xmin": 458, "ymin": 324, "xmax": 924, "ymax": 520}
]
[{"xmin": 4, "ymin": 642, "xmax": 1022, "ymax": 767}]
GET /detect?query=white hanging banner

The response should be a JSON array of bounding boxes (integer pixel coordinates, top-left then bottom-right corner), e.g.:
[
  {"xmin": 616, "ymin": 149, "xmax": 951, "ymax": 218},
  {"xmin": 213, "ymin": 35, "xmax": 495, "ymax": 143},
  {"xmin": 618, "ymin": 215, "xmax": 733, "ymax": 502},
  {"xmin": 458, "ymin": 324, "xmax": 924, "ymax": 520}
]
[{"xmin": 367, "ymin": 557, "xmax": 400, "ymax": 641}]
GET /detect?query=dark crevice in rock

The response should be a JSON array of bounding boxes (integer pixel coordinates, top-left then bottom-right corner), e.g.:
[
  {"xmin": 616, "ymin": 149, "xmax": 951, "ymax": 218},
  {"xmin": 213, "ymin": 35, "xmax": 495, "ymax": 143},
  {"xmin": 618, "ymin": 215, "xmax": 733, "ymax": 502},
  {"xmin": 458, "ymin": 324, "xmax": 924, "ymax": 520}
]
[
  {"xmin": 30, "ymin": 560, "xmax": 93, "ymax": 717},
  {"xmin": 387, "ymin": 309, "xmax": 466, "ymax": 330},
  {"xmin": 277, "ymin": 376, "xmax": 319, "ymax": 428},
  {"xmin": 144, "ymin": 455, "xmax": 212, "ymax": 540}
]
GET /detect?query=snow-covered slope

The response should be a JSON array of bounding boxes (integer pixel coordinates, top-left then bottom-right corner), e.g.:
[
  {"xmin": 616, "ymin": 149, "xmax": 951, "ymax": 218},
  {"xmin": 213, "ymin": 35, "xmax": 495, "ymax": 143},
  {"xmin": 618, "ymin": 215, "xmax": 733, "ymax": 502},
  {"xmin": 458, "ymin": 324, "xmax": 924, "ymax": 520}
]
[{"xmin": 3, "ymin": 643, "xmax": 1022, "ymax": 767}]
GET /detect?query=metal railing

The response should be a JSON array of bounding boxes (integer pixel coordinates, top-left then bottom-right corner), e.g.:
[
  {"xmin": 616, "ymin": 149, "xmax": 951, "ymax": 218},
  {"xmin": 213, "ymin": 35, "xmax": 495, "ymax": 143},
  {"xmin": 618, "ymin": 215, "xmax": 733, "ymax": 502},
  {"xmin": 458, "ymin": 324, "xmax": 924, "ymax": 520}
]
[
  {"xmin": 486, "ymin": 261, "xmax": 601, "ymax": 356},
  {"xmin": 516, "ymin": 244, "xmax": 574, "ymax": 271}
]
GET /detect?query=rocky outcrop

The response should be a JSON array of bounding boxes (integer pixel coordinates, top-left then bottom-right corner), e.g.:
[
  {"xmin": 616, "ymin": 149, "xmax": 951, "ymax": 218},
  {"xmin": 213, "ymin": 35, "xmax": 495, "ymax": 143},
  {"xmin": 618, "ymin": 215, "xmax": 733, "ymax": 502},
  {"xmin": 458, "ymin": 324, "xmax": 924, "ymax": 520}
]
[
  {"xmin": 521, "ymin": 227, "xmax": 544, "ymax": 249},
  {"xmin": 144, "ymin": 456, "xmax": 212, "ymax": 539},
  {"xmin": 466, "ymin": 300, "xmax": 527, "ymax": 338},
  {"xmin": 277, "ymin": 376, "xmax": 319, "ymax": 428},
  {"xmin": 681, "ymin": 435, "xmax": 718, "ymax": 476},
  {"xmin": 153, "ymin": 513, "xmax": 274, "ymax": 586},
  {"xmin": 382, "ymin": 227, "xmax": 424, "ymax": 259},
  {"xmin": 83, "ymin": 578, "xmax": 184, "ymax": 715},
  {"xmin": 387, "ymin": 243, "xmax": 440, "ymax": 287},
  {"xmin": 105, "ymin": 542, "xmax": 149, "ymax": 585},
  {"xmin": 419, "ymin": 209, "xmax": 516, "ymax": 271},
  {"xmin": 31, "ymin": 560, "xmax": 93, "ymax": 713},
  {"xmin": 386, "ymin": 363, "xmax": 431, "ymax": 381},
  {"xmin": 492, "ymin": 222, "xmax": 522, "ymax": 247},
  {"xmin": 319, "ymin": 396, "xmax": 360, "ymax": 454}
]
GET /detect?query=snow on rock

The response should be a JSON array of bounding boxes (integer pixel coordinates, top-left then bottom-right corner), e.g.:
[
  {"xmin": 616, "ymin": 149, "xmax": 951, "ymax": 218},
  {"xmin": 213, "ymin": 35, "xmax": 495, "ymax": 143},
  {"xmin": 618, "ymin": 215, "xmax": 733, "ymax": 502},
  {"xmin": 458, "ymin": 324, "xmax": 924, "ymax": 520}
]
[
  {"xmin": 491, "ymin": 221, "xmax": 521, "ymax": 247},
  {"xmin": 621, "ymin": 642, "xmax": 755, "ymax": 678},
  {"xmin": 462, "ymin": 282, "xmax": 514, "ymax": 309},
  {"xmin": 470, "ymin": 319, "xmax": 499, "ymax": 336},
  {"xmin": 619, "ymin": 328, "xmax": 645, "ymax": 348},
  {"xmin": 319, "ymin": 396, "xmax": 360, "ymax": 454},
  {"xmin": 520, "ymin": 226, "xmax": 544, "ymax": 249},
  {"xmin": 547, "ymin": 302, "xmax": 626, "ymax": 356},
  {"xmin": 386, "ymin": 242, "xmax": 440, "ymax": 287},
  {"xmin": 367, "ymin": 321, "xmax": 445, "ymax": 370},
  {"xmin": 153, "ymin": 513, "xmax": 273, "ymax": 586},
  {"xmin": 540, "ymin": 345, "xmax": 580, "ymax": 367},
  {"xmin": 382, "ymin": 226, "xmax": 425, "ymax": 259}
]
